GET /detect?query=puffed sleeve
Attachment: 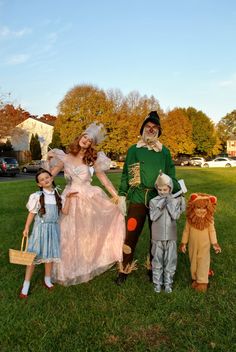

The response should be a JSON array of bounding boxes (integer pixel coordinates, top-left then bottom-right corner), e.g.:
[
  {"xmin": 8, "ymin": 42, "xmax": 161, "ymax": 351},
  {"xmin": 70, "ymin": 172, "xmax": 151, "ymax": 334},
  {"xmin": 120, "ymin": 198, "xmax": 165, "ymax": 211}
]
[
  {"xmin": 94, "ymin": 151, "xmax": 111, "ymax": 172},
  {"xmin": 42, "ymin": 148, "xmax": 66, "ymax": 175},
  {"xmin": 26, "ymin": 192, "xmax": 41, "ymax": 213},
  {"xmin": 43, "ymin": 148, "xmax": 66, "ymax": 168}
]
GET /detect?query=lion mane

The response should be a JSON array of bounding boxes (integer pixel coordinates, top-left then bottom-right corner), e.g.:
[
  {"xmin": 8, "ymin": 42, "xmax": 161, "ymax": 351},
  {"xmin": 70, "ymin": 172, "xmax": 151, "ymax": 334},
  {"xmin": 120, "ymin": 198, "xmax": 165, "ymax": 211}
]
[{"xmin": 186, "ymin": 193, "xmax": 217, "ymax": 230}]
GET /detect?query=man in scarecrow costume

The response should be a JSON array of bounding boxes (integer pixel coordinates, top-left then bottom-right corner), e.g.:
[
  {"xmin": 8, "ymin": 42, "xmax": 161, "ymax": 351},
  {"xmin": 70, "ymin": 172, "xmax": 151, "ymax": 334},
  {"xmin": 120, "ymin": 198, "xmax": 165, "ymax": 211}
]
[{"xmin": 116, "ymin": 111, "xmax": 180, "ymax": 285}]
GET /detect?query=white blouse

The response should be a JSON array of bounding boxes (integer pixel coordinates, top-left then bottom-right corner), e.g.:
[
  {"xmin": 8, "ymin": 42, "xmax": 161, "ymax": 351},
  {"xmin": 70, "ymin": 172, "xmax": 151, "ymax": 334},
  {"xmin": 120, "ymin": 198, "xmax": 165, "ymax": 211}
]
[{"xmin": 26, "ymin": 189, "xmax": 57, "ymax": 213}]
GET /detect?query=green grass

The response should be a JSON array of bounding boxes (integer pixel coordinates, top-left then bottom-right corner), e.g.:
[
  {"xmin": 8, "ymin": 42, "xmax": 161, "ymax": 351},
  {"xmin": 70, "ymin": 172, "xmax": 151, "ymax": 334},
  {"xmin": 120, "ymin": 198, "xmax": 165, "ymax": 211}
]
[{"xmin": 0, "ymin": 168, "xmax": 235, "ymax": 352}]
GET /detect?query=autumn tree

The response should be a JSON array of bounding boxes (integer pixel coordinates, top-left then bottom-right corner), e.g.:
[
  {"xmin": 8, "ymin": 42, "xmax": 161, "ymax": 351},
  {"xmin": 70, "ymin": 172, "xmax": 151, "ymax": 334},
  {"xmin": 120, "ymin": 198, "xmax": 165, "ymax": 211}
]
[
  {"xmin": 30, "ymin": 134, "xmax": 42, "ymax": 160},
  {"xmin": 160, "ymin": 108, "xmax": 195, "ymax": 157},
  {"xmin": 38, "ymin": 114, "xmax": 57, "ymax": 125},
  {"xmin": 56, "ymin": 84, "xmax": 165, "ymax": 158},
  {"xmin": 184, "ymin": 107, "xmax": 216, "ymax": 156},
  {"xmin": 56, "ymin": 85, "xmax": 113, "ymax": 146},
  {"xmin": 216, "ymin": 110, "xmax": 236, "ymax": 152},
  {"xmin": 0, "ymin": 104, "xmax": 32, "ymax": 139},
  {"xmin": 123, "ymin": 91, "xmax": 164, "ymax": 146},
  {"xmin": 103, "ymin": 90, "xmax": 163, "ymax": 157}
]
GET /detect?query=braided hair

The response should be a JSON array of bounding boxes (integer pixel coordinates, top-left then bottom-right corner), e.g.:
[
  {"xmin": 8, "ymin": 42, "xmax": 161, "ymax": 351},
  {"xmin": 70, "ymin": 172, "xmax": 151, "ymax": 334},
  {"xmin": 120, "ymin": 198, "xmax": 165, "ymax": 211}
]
[{"xmin": 35, "ymin": 169, "xmax": 62, "ymax": 217}]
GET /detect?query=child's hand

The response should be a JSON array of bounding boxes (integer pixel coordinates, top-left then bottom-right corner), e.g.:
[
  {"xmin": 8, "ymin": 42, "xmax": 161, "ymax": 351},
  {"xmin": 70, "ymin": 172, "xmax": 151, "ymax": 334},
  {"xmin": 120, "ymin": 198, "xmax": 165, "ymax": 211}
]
[
  {"xmin": 179, "ymin": 243, "xmax": 187, "ymax": 253},
  {"xmin": 213, "ymin": 243, "xmax": 221, "ymax": 254},
  {"xmin": 23, "ymin": 228, "xmax": 29, "ymax": 237}
]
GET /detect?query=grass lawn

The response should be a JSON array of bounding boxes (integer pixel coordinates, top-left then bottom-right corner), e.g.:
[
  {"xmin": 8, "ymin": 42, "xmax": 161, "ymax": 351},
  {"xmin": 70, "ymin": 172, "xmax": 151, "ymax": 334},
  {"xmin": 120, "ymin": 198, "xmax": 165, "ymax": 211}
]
[{"xmin": 0, "ymin": 168, "xmax": 235, "ymax": 352}]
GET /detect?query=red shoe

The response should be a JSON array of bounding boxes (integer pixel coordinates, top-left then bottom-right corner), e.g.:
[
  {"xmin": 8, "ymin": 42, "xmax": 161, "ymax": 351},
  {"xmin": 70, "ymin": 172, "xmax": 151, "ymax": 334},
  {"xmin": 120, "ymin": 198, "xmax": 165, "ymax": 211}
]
[
  {"xmin": 19, "ymin": 287, "xmax": 28, "ymax": 299},
  {"xmin": 43, "ymin": 282, "xmax": 54, "ymax": 290}
]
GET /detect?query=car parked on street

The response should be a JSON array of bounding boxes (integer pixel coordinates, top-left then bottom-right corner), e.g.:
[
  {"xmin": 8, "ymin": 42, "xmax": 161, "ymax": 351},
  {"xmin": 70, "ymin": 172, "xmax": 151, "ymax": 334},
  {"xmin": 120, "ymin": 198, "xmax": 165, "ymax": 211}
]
[
  {"xmin": 173, "ymin": 156, "xmax": 190, "ymax": 166},
  {"xmin": 110, "ymin": 161, "xmax": 118, "ymax": 169},
  {"xmin": 21, "ymin": 160, "xmax": 44, "ymax": 173},
  {"xmin": 0, "ymin": 157, "xmax": 20, "ymax": 176},
  {"xmin": 189, "ymin": 157, "xmax": 206, "ymax": 167},
  {"xmin": 202, "ymin": 157, "xmax": 236, "ymax": 168}
]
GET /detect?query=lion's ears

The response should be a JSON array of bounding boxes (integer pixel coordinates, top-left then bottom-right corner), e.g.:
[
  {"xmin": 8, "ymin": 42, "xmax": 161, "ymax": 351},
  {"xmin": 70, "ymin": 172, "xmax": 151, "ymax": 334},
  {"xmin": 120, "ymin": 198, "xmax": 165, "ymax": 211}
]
[
  {"xmin": 190, "ymin": 193, "xmax": 217, "ymax": 204},
  {"xmin": 190, "ymin": 194, "xmax": 198, "ymax": 201},
  {"xmin": 209, "ymin": 196, "xmax": 217, "ymax": 204}
]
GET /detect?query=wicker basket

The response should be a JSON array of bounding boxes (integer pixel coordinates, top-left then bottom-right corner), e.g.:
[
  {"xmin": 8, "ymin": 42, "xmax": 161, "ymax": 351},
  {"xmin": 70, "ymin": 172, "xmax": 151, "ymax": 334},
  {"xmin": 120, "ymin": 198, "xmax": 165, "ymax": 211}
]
[{"xmin": 9, "ymin": 236, "xmax": 36, "ymax": 266}]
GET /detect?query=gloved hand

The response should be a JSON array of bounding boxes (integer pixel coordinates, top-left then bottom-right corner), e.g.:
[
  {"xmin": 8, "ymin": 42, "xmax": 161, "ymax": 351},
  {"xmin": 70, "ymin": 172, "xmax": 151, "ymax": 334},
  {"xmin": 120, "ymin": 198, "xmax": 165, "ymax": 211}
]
[
  {"xmin": 118, "ymin": 196, "xmax": 127, "ymax": 216},
  {"xmin": 158, "ymin": 197, "xmax": 167, "ymax": 210}
]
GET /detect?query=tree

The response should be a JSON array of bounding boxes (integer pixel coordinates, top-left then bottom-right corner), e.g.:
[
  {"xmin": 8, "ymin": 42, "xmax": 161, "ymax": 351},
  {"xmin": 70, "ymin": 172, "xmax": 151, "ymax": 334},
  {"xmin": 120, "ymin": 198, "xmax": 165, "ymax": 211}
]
[
  {"xmin": 184, "ymin": 107, "xmax": 216, "ymax": 156},
  {"xmin": 103, "ymin": 90, "xmax": 163, "ymax": 157},
  {"xmin": 216, "ymin": 110, "xmax": 236, "ymax": 152},
  {"xmin": 38, "ymin": 114, "xmax": 57, "ymax": 124},
  {"xmin": 160, "ymin": 108, "xmax": 195, "ymax": 157},
  {"xmin": 0, "ymin": 91, "xmax": 11, "ymax": 108},
  {"xmin": 0, "ymin": 104, "xmax": 32, "ymax": 139},
  {"xmin": 56, "ymin": 84, "xmax": 164, "ymax": 157},
  {"xmin": 48, "ymin": 130, "xmax": 63, "ymax": 150},
  {"xmin": 56, "ymin": 84, "xmax": 113, "ymax": 146},
  {"xmin": 0, "ymin": 139, "xmax": 13, "ymax": 152},
  {"xmin": 30, "ymin": 134, "xmax": 42, "ymax": 160}
]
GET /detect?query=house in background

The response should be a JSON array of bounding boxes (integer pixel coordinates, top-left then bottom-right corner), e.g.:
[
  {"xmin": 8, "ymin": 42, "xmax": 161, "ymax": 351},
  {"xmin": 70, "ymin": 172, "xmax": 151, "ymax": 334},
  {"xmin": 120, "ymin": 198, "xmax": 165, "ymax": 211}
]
[
  {"xmin": 227, "ymin": 135, "xmax": 236, "ymax": 157},
  {"xmin": 11, "ymin": 117, "xmax": 54, "ymax": 161}
]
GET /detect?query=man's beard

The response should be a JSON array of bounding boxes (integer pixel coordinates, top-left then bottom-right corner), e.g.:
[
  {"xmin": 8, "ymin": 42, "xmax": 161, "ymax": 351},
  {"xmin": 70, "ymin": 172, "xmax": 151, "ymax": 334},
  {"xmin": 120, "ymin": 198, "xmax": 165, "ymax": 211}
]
[{"xmin": 142, "ymin": 131, "xmax": 159, "ymax": 144}]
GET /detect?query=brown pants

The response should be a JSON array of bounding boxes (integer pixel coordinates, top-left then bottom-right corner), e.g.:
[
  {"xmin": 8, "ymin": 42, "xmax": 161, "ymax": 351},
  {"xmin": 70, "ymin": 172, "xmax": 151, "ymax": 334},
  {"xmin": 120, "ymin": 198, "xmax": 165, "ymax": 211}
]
[{"xmin": 121, "ymin": 203, "xmax": 152, "ymax": 270}]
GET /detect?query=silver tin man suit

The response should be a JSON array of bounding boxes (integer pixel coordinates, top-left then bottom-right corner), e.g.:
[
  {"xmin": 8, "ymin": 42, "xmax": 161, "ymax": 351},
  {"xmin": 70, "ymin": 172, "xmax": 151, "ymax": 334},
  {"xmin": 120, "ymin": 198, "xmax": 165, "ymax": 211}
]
[{"xmin": 150, "ymin": 177, "xmax": 185, "ymax": 291}]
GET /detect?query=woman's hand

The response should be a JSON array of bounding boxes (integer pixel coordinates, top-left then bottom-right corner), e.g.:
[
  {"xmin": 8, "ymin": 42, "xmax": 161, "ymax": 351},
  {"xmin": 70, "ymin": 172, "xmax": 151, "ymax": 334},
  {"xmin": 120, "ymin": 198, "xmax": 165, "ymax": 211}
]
[
  {"xmin": 111, "ymin": 195, "xmax": 119, "ymax": 205},
  {"xmin": 66, "ymin": 192, "xmax": 78, "ymax": 198}
]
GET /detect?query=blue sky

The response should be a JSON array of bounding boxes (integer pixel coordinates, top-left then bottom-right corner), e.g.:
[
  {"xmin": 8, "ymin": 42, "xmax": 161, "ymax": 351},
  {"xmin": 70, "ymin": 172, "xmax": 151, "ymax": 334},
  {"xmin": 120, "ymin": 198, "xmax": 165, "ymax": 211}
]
[{"xmin": 0, "ymin": 0, "xmax": 236, "ymax": 123}]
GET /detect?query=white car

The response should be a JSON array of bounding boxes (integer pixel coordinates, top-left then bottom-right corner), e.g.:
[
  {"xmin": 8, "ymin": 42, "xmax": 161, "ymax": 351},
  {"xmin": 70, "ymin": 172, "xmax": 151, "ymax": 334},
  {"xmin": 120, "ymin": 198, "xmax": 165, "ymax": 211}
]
[
  {"xmin": 202, "ymin": 157, "xmax": 236, "ymax": 168},
  {"xmin": 110, "ymin": 161, "xmax": 118, "ymax": 169},
  {"xmin": 189, "ymin": 157, "xmax": 206, "ymax": 167}
]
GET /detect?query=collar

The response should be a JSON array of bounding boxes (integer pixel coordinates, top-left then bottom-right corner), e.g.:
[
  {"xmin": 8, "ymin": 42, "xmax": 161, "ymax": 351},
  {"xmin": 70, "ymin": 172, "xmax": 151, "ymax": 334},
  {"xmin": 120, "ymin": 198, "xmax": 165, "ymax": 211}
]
[
  {"xmin": 136, "ymin": 137, "xmax": 162, "ymax": 152},
  {"xmin": 43, "ymin": 188, "xmax": 55, "ymax": 195}
]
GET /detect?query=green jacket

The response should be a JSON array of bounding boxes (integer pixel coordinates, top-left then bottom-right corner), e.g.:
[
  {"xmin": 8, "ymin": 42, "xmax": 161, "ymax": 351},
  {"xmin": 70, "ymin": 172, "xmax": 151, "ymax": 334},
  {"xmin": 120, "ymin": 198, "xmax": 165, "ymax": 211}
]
[{"xmin": 118, "ymin": 144, "xmax": 180, "ymax": 205}]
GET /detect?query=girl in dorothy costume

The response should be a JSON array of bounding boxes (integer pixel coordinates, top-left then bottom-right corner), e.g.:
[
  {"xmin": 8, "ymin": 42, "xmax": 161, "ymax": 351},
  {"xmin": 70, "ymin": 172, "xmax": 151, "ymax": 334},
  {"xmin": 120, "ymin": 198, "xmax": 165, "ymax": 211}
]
[{"xmin": 20, "ymin": 169, "xmax": 76, "ymax": 298}]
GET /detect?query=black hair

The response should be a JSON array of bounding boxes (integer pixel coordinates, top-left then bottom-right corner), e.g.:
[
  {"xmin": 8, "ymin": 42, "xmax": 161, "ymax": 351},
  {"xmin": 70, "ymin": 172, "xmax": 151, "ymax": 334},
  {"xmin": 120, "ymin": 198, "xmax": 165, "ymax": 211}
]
[{"xmin": 35, "ymin": 168, "xmax": 62, "ymax": 217}]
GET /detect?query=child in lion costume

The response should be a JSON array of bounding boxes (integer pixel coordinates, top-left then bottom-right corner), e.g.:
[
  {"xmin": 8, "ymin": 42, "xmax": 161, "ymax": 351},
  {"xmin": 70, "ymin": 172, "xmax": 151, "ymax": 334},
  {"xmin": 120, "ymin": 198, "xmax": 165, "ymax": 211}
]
[{"xmin": 179, "ymin": 193, "xmax": 221, "ymax": 292}]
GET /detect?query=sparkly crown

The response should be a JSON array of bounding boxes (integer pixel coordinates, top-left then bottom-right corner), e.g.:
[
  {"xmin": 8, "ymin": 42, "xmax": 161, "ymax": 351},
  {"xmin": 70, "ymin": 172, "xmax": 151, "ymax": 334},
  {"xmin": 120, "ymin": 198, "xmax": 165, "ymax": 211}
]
[{"xmin": 84, "ymin": 122, "xmax": 106, "ymax": 144}]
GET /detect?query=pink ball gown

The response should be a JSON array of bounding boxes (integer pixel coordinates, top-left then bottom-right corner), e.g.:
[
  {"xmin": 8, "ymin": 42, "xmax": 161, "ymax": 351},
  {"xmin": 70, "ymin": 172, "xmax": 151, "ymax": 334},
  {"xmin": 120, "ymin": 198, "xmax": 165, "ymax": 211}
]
[{"xmin": 49, "ymin": 150, "xmax": 125, "ymax": 286}]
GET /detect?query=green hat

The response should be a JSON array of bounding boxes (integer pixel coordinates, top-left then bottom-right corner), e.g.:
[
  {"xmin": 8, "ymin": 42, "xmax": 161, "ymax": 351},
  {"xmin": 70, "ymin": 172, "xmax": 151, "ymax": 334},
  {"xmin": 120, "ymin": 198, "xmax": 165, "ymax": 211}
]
[{"xmin": 140, "ymin": 111, "xmax": 162, "ymax": 136}]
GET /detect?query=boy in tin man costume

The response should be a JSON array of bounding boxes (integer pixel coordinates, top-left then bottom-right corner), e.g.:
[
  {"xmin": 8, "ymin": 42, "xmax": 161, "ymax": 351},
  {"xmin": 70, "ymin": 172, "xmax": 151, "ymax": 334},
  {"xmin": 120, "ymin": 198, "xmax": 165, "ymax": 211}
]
[
  {"xmin": 150, "ymin": 171, "xmax": 186, "ymax": 293},
  {"xmin": 116, "ymin": 111, "xmax": 180, "ymax": 285}
]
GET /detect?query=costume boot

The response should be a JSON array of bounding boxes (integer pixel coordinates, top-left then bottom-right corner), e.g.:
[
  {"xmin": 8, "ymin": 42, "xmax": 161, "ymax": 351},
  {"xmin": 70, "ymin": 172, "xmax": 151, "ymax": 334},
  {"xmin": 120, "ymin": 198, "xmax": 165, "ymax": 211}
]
[
  {"xmin": 195, "ymin": 283, "xmax": 208, "ymax": 292},
  {"xmin": 115, "ymin": 261, "xmax": 138, "ymax": 286},
  {"xmin": 115, "ymin": 273, "xmax": 128, "ymax": 286},
  {"xmin": 191, "ymin": 280, "xmax": 198, "ymax": 289},
  {"xmin": 147, "ymin": 269, "xmax": 153, "ymax": 282}
]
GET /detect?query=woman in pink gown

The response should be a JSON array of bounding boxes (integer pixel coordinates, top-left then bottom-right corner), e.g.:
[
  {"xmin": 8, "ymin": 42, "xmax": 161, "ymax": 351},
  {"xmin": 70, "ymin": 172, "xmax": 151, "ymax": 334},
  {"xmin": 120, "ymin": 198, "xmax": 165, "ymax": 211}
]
[{"xmin": 47, "ymin": 123, "xmax": 125, "ymax": 286}]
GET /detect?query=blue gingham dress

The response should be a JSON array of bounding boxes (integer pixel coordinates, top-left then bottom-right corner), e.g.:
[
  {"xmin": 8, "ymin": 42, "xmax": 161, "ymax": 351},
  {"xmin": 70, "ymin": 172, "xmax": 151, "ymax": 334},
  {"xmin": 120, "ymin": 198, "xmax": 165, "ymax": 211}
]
[{"xmin": 26, "ymin": 190, "xmax": 61, "ymax": 264}]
